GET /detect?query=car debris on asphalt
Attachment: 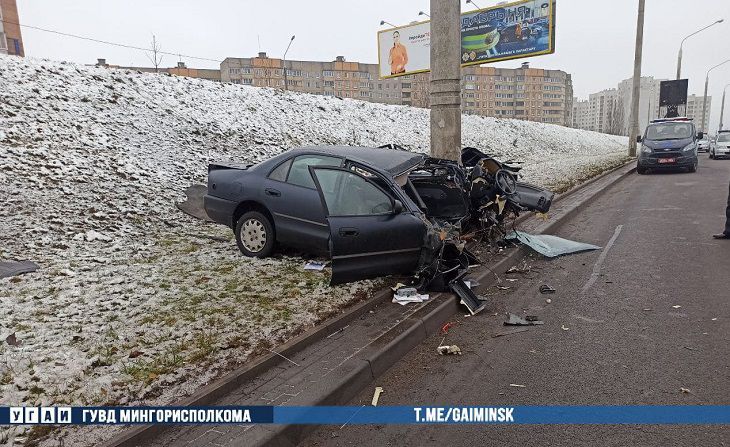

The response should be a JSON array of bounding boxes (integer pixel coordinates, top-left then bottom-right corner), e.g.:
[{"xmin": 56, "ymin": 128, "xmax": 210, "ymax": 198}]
[
  {"xmin": 539, "ymin": 284, "xmax": 556, "ymax": 294},
  {"xmin": 392, "ymin": 287, "xmax": 430, "ymax": 305},
  {"xmin": 506, "ymin": 231, "xmax": 601, "ymax": 258},
  {"xmin": 437, "ymin": 345, "xmax": 462, "ymax": 355},
  {"xmin": 303, "ymin": 261, "xmax": 327, "ymax": 271},
  {"xmin": 0, "ymin": 260, "xmax": 39, "ymax": 279},
  {"xmin": 504, "ymin": 313, "xmax": 545, "ymax": 326},
  {"xmin": 371, "ymin": 387, "xmax": 384, "ymax": 406},
  {"xmin": 492, "ymin": 328, "xmax": 530, "ymax": 338}
]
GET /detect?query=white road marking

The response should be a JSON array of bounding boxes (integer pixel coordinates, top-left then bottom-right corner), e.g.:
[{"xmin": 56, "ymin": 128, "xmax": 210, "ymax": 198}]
[{"xmin": 581, "ymin": 225, "xmax": 623, "ymax": 293}]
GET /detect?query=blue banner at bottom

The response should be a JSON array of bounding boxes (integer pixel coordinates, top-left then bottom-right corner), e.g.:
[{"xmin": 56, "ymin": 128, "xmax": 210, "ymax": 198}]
[{"xmin": 1, "ymin": 406, "xmax": 730, "ymax": 426}]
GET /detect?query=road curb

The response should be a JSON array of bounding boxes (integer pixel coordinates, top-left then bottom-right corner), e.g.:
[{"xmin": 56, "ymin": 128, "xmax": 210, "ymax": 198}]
[{"xmin": 105, "ymin": 160, "xmax": 636, "ymax": 447}]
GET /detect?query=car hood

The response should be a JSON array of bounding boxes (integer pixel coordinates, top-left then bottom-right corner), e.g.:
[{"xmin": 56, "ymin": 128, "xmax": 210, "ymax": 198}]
[{"xmin": 642, "ymin": 137, "xmax": 692, "ymax": 151}]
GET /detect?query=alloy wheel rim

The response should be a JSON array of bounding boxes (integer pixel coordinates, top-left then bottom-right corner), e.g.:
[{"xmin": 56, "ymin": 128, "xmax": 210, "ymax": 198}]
[{"xmin": 241, "ymin": 218, "xmax": 267, "ymax": 253}]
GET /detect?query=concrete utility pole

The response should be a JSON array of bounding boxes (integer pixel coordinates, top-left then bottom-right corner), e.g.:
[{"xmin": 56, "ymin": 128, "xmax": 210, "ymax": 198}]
[
  {"xmin": 429, "ymin": 0, "xmax": 461, "ymax": 161},
  {"xmin": 720, "ymin": 84, "xmax": 730, "ymax": 131},
  {"xmin": 628, "ymin": 0, "xmax": 645, "ymax": 157},
  {"xmin": 702, "ymin": 59, "xmax": 730, "ymax": 133}
]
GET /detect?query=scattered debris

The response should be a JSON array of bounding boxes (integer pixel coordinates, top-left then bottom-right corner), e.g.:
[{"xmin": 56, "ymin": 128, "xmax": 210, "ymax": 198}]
[
  {"xmin": 539, "ymin": 284, "xmax": 556, "ymax": 294},
  {"xmin": 0, "ymin": 260, "xmax": 39, "ymax": 279},
  {"xmin": 371, "ymin": 387, "xmax": 384, "ymax": 406},
  {"xmin": 450, "ymin": 279, "xmax": 486, "ymax": 315},
  {"xmin": 506, "ymin": 231, "xmax": 601, "ymax": 258},
  {"xmin": 683, "ymin": 346, "xmax": 697, "ymax": 351},
  {"xmin": 392, "ymin": 287, "xmax": 429, "ymax": 305},
  {"xmin": 303, "ymin": 261, "xmax": 327, "ymax": 271},
  {"xmin": 509, "ymin": 384, "xmax": 526, "ymax": 388},
  {"xmin": 561, "ymin": 325, "xmax": 570, "ymax": 331},
  {"xmin": 267, "ymin": 349, "xmax": 300, "ymax": 367},
  {"xmin": 492, "ymin": 328, "xmax": 530, "ymax": 338},
  {"xmin": 680, "ymin": 387, "xmax": 691, "ymax": 394},
  {"xmin": 504, "ymin": 313, "xmax": 544, "ymax": 326},
  {"xmin": 672, "ymin": 305, "xmax": 682, "ymax": 309},
  {"xmin": 711, "ymin": 318, "xmax": 718, "ymax": 321},
  {"xmin": 545, "ymin": 298, "xmax": 552, "ymax": 304},
  {"xmin": 326, "ymin": 325, "xmax": 349, "ymax": 339},
  {"xmin": 642, "ymin": 308, "xmax": 653, "ymax": 312},
  {"xmin": 440, "ymin": 322, "xmax": 456, "ymax": 335},
  {"xmin": 5, "ymin": 333, "xmax": 20, "ymax": 346},
  {"xmin": 506, "ymin": 262, "xmax": 532, "ymax": 274},
  {"xmin": 437, "ymin": 345, "xmax": 462, "ymax": 355}
]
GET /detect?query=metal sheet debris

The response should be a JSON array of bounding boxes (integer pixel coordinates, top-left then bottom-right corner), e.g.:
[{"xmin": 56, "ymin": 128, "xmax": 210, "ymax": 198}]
[
  {"xmin": 392, "ymin": 287, "xmax": 430, "ymax": 306},
  {"xmin": 450, "ymin": 279, "xmax": 485, "ymax": 315},
  {"xmin": 507, "ymin": 231, "xmax": 601, "ymax": 258},
  {"xmin": 371, "ymin": 387, "xmax": 384, "ymax": 406},
  {"xmin": 0, "ymin": 260, "xmax": 39, "ymax": 279},
  {"xmin": 504, "ymin": 313, "xmax": 544, "ymax": 326},
  {"xmin": 437, "ymin": 345, "xmax": 462, "ymax": 355},
  {"xmin": 303, "ymin": 261, "xmax": 327, "ymax": 271}
]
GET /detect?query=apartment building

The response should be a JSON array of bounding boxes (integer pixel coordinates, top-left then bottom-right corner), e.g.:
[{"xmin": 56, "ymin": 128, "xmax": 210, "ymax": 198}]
[
  {"xmin": 685, "ymin": 94, "xmax": 712, "ymax": 131},
  {"xmin": 0, "ymin": 0, "xmax": 24, "ymax": 56},
  {"xmin": 222, "ymin": 54, "xmax": 574, "ymax": 126},
  {"xmin": 94, "ymin": 59, "xmax": 221, "ymax": 82}
]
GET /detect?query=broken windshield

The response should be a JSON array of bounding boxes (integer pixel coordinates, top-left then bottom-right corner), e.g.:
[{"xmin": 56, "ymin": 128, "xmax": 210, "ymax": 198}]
[{"xmin": 645, "ymin": 122, "xmax": 693, "ymax": 141}]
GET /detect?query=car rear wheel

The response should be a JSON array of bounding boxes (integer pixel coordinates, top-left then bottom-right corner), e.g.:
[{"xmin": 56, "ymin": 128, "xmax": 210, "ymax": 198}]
[{"xmin": 235, "ymin": 211, "xmax": 274, "ymax": 258}]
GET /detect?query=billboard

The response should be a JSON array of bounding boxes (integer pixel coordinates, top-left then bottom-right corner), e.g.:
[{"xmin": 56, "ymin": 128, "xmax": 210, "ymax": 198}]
[{"xmin": 377, "ymin": 0, "xmax": 556, "ymax": 79}]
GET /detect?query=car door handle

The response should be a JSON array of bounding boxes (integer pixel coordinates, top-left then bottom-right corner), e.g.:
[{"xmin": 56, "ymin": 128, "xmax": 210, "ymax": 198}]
[
  {"xmin": 265, "ymin": 188, "xmax": 281, "ymax": 197},
  {"xmin": 339, "ymin": 227, "xmax": 359, "ymax": 237}
]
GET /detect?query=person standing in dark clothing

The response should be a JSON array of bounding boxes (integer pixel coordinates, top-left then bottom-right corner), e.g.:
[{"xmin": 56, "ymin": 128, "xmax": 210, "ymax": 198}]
[{"xmin": 713, "ymin": 180, "xmax": 730, "ymax": 239}]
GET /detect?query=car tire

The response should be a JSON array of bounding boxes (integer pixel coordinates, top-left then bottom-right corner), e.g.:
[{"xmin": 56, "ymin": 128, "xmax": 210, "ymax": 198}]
[
  {"xmin": 688, "ymin": 162, "xmax": 697, "ymax": 173},
  {"xmin": 636, "ymin": 166, "xmax": 647, "ymax": 175},
  {"xmin": 235, "ymin": 211, "xmax": 275, "ymax": 258}
]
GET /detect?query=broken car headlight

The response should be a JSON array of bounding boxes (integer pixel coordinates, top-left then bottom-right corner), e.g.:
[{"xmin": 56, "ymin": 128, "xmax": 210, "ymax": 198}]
[
  {"xmin": 641, "ymin": 145, "xmax": 652, "ymax": 154},
  {"xmin": 682, "ymin": 143, "xmax": 696, "ymax": 152}
]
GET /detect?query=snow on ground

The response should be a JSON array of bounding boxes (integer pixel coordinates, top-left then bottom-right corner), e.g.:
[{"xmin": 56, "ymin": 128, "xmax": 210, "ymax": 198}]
[{"xmin": 0, "ymin": 54, "xmax": 628, "ymax": 446}]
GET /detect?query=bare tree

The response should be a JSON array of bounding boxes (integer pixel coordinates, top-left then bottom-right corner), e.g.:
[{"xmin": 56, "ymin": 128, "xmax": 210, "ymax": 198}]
[
  {"xmin": 606, "ymin": 97, "xmax": 625, "ymax": 136},
  {"xmin": 146, "ymin": 34, "xmax": 163, "ymax": 72}
]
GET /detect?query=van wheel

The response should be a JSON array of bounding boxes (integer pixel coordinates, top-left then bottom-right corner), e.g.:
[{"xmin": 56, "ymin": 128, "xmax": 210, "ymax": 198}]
[
  {"xmin": 637, "ymin": 166, "xmax": 647, "ymax": 175},
  {"xmin": 235, "ymin": 211, "xmax": 275, "ymax": 258}
]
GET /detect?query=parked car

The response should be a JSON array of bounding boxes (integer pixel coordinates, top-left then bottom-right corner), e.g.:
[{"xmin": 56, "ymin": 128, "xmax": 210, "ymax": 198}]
[
  {"xmin": 636, "ymin": 117, "xmax": 701, "ymax": 174},
  {"xmin": 709, "ymin": 131, "xmax": 730, "ymax": 159},
  {"xmin": 697, "ymin": 136, "xmax": 710, "ymax": 153},
  {"xmin": 204, "ymin": 145, "xmax": 554, "ymax": 285}
]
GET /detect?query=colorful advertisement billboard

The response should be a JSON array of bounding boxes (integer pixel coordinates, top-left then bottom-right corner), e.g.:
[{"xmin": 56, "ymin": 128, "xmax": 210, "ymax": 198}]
[{"xmin": 377, "ymin": 0, "xmax": 555, "ymax": 79}]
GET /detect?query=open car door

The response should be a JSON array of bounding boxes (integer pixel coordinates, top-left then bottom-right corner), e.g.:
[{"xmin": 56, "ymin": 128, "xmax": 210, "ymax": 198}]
[{"xmin": 309, "ymin": 166, "xmax": 427, "ymax": 285}]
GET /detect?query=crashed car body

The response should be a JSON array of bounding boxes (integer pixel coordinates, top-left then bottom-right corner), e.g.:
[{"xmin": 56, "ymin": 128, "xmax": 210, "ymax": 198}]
[{"xmin": 204, "ymin": 145, "xmax": 553, "ymax": 285}]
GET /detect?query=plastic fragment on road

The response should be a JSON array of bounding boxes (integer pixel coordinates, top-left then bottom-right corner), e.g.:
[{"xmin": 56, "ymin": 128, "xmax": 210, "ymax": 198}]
[
  {"xmin": 561, "ymin": 325, "xmax": 570, "ymax": 331},
  {"xmin": 504, "ymin": 313, "xmax": 544, "ymax": 326},
  {"xmin": 437, "ymin": 345, "xmax": 462, "ymax": 355},
  {"xmin": 0, "ymin": 260, "xmax": 39, "ymax": 279},
  {"xmin": 509, "ymin": 384, "xmax": 526, "ymax": 388},
  {"xmin": 371, "ymin": 387, "xmax": 384, "ymax": 406},
  {"xmin": 506, "ymin": 231, "xmax": 601, "ymax": 258},
  {"xmin": 672, "ymin": 305, "xmax": 682, "ymax": 309},
  {"xmin": 303, "ymin": 261, "xmax": 327, "ymax": 271},
  {"xmin": 539, "ymin": 284, "xmax": 556, "ymax": 294},
  {"xmin": 450, "ymin": 279, "xmax": 486, "ymax": 315},
  {"xmin": 680, "ymin": 387, "xmax": 691, "ymax": 394}
]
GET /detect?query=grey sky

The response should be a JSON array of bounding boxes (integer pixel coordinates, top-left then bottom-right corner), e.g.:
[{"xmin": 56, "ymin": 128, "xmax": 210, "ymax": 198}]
[{"xmin": 15, "ymin": 0, "xmax": 730, "ymax": 131}]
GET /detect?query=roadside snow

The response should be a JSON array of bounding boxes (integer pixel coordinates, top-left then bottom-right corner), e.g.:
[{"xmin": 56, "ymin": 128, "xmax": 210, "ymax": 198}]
[{"xmin": 0, "ymin": 54, "xmax": 628, "ymax": 446}]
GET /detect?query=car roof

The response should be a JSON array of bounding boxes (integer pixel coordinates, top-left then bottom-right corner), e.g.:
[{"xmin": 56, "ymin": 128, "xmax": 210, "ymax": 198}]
[{"xmin": 289, "ymin": 146, "xmax": 427, "ymax": 176}]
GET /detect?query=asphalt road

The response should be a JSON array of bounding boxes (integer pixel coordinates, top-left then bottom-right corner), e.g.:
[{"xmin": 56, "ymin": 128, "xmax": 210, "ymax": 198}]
[{"xmin": 303, "ymin": 156, "xmax": 730, "ymax": 447}]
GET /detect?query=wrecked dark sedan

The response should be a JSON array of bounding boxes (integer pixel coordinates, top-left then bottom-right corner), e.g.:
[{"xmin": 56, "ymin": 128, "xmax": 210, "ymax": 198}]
[{"xmin": 204, "ymin": 145, "xmax": 553, "ymax": 286}]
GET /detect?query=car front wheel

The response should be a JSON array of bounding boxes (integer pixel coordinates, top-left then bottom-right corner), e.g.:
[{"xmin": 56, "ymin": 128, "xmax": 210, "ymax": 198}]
[{"xmin": 235, "ymin": 211, "xmax": 275, "ymax": 258}]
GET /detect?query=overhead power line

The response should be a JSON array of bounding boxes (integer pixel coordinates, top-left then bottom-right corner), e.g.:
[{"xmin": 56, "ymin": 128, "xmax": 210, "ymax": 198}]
[{"xmin": 0, "ymin": 18, "xmax": 222, "ymax": 63}]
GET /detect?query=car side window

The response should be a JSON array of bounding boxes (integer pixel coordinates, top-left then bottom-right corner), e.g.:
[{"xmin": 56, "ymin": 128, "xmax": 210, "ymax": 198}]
[
  {"xmin": 268, "ymin": 159, "xmax": 292, "ymax": 182},
  {"xmin": 287, "ymin": 155, "xmax": 341, "ymax": 188},
  {"xmin": 314, "ymin": 169, "xmax": 393, "ymax": 216}
]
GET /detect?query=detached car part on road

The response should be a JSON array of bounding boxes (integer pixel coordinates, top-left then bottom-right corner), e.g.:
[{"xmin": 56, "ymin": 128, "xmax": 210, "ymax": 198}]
[{"xmin": 204, "ymin": 145, "xmax": 554, "ymax": 287}]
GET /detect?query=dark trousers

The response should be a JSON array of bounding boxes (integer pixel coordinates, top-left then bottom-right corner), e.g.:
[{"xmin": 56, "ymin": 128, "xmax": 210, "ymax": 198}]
[{"xmin": 726, "ymin": 181, "xmax": 730, "ymax": 235}]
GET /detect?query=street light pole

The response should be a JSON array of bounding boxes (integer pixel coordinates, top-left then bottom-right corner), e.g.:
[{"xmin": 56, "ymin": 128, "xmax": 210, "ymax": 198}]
[
  {"xmin": 676, "ymin": 19, "xmax": 724, "ymax": 80},
  {"xmin": 430, "ymin": 0, "xmax": 461, "ymax": 161},
  {"xmin": 701, "ymin": 59, "xmax": 730, "ymax": 133},
  {"xmin": 628, "ymin": 0, "xmax": 645, "ymax": 157},
  {"xmin": 418, "ymin": 11, "xmax": 430, "ymax": 18},
  {"xmin": 720, "ymin": 84, "xmax": 730, "ymax": 131},
  {"xmin": 283, "ymin": 35, "xmax": 295, "ymax": 91},
  {"xmin": 465, "ymin": 0, "xmax": 482, "ymax": 10}
]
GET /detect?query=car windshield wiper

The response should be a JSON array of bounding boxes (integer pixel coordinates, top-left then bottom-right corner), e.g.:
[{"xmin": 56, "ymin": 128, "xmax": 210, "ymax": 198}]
[{"xmin": 649, "ymin": 137, "xmax": 688, "ymax": 141}]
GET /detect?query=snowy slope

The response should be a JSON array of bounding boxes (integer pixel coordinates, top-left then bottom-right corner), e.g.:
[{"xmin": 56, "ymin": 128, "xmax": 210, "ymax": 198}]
[{"xmin": 0, "ymin": 55, "xmax": 628, "ymax": 446}]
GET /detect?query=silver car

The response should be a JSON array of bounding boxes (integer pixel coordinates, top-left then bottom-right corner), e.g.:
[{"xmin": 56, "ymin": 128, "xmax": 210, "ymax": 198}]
[
  {"xmin": 710, "ymin": 132, "xmax": 730, "ymax": 159},
  {"xmin": 697, "ymin": 137, "xmax": 710, "ymax": 153}
]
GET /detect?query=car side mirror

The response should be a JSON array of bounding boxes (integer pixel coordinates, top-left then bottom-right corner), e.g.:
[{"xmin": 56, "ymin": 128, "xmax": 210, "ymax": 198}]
[
  {"xmin": 636, "ymin": 136, "xmax": 642, "ymax": 143},
  {"xmin": 393, "ymin": 200, "xmax": 404, "ymax": 214},
  {"xmin": 697, "ymin": 132, "xmax": 704, "ymax": 140}
]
